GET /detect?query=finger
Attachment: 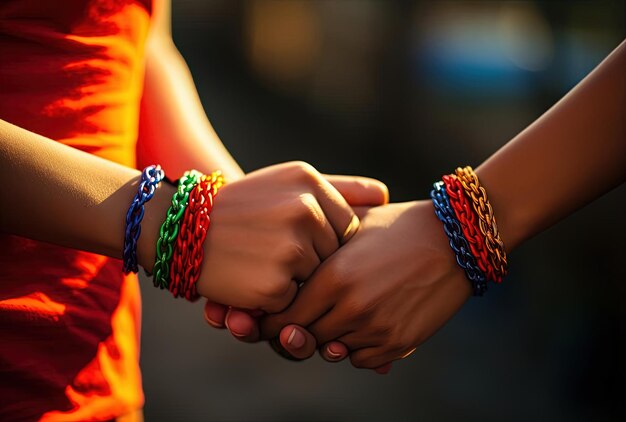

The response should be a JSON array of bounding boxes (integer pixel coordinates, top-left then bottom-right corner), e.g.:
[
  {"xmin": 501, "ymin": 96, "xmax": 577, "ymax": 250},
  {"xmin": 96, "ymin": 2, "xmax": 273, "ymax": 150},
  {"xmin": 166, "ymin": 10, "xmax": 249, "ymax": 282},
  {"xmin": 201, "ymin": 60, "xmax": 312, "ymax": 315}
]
[
  {"xmin": 374, "ymin": 363, "xmax": 393, "ymax": 375},
  {"xmin": 261, "ymin": 263, "xmax": 339, "ymax": 338},
  {"xmin": 225, "ymin": 308, "xmax": 260, "ymax": 342},
  {"xmin": 349, "ymin": 347, "xmax": 393, "ymax": 369},
  {"xmin": 204, "ymin": 300, "xmax": 228, "ymax": 328},
  {"xmin": 335, "ymin": 330, "xmax": 379, "ymax": 351},
  {"xmin": 324, "ymin": 175, "xmax": 389, "ymax": 206},
  {"xmin": 319, "ymin": 341, "xmax": 349, "ymax": 362},
  {"xmin": 350, "ymin": 346, "xmax": 410, "ymax": 370},
  {"xmin": 291, "ymin": 237, "xmax": 321, "ymax": 282},
  {"xmin": 311, "ymin": 174, "xmax": 361, "ymax": 243},
  {"xmin": 307, "ymin": 308, "xmax": 353, "ymax": 346},
  {"xmin": 352, "ymin": 206, "xmax": 371, "ymax": 220},
  {"xmin": 298, "ymin": 192, "xmax": 338, "ymax": 262},
  {"xmin": 278, "ymin": 324, "xmax": 318, "ymax": 360}
]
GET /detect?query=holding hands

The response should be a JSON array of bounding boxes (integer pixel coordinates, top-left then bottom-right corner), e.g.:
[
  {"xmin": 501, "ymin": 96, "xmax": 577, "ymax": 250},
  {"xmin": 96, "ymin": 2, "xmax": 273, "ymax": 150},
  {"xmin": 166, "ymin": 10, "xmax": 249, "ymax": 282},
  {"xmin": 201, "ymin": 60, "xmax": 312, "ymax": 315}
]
[
  {"xmin": 199, "ymin": 164, "xmax": 512, "ymax": 373},
  {"xmin": 191, "ymin": 161, "xmax": 389, "ymax": 312},
  {"xmin": 204, "ymin": 200, "xmax": 472, "ymax": 372}
]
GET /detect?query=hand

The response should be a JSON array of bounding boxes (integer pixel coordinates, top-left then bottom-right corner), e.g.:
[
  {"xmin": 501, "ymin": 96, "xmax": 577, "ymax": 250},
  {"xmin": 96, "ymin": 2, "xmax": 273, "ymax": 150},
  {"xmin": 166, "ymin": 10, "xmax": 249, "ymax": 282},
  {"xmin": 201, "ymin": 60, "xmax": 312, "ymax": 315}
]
[
  {"xmin": 195, "ymin": 162, "xmax": 388, "ymax": 313},
  {"xmin": 201, "ymin": 173, "xmax": 389, "ymax": 363},
  {"xmin": 260, "ymin": 200, "xmax": 472, "ymax": 369}
]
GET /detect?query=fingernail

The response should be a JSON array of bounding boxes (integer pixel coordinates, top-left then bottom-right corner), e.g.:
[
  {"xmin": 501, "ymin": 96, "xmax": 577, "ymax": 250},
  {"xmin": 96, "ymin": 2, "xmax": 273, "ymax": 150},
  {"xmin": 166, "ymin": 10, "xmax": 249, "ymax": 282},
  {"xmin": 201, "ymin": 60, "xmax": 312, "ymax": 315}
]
[
  {"xmin": 204, "ymin": 310, "xmax": 224, "ymax": 328},
  {"xmin": 224, "ymin": 317, "xmax": 246, "ymax": 338},
  {"xmin": 287, "ymin": 328, "xmax": 305, "ymax": 349},
  {"xmin": 205, "ymin": 317, "xmax": 223, "ymax": 328},
  {"xmin": 326, "ymin": 344, "xmax": 343, "ymax": 360}
]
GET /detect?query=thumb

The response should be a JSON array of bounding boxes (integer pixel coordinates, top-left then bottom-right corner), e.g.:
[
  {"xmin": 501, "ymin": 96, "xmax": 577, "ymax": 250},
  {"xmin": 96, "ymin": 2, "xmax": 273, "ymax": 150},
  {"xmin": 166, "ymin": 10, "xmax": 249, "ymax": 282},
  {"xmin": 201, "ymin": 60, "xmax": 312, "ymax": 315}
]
[{"xmin": 324, "ymin": 175, "xmax": 389, "ymax": 206}]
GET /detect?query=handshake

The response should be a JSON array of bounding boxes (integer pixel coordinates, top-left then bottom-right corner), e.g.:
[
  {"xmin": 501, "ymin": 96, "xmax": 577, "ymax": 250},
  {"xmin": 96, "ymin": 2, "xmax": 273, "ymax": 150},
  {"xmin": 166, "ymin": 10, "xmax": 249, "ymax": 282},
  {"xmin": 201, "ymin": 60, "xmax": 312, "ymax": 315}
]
[{"xmin": 187, "ymin": 161, "xmax": 472, "ymax": 373}]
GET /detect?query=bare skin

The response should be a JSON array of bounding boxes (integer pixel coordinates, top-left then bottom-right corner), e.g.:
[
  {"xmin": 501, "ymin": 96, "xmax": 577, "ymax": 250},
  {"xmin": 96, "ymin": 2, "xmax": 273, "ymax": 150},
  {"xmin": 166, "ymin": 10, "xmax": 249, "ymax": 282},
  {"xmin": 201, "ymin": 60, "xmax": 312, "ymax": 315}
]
[{"xmin": 209, "ymin": 38, "xmax": 626, "ymax": 372}]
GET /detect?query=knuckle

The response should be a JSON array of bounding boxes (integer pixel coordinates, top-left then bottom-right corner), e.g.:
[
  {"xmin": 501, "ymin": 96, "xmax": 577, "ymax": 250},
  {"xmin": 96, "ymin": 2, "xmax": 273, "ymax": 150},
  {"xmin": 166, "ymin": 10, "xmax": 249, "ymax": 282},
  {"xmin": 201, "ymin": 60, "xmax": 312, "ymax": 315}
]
[
  {"xmin": 343, "ymin": 293, "xmax": 376, "ymax": 321},
  {"xmin": 297, "ymin": 193, "xmax": 321, "ymax": 219},
  {"xmin": 287, "ymin": 161, "xmax": 319, "ymax": 184},
  {"xmin": 285, "ymin": 194, "xmax": 317, "ymax": 223},
  {"xmin": 255, "ymin": 276, "xmax": 291, "ymax": 301},
  {"xmin": 299, "ymin": 194, "xmax": 325, "ymax": 227},
  {"xmin": 287, "ymin": 160, "xmax": 316, "ymax": 174},
  {"xmin": 351, "ymin": 302, "xmax": 374, "ymax": 323},
  {"xmin": 283, "ymin": 195, "xmax": 326, "ymax": 236}
]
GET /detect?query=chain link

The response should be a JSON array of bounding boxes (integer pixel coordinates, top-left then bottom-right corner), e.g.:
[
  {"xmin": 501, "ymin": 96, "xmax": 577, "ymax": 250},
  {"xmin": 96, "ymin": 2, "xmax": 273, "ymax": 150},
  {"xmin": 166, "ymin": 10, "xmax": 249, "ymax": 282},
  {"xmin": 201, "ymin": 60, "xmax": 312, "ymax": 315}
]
[
  {"xmin": 431, "ymin": 182, "xmax": 487, "ymax": 296},
  {"xmin": 123, "ymin": 165, "xmax": 165, "ymax": 274},
  {"xmin": 153, "ymin": 170, "xmax": 202, "ymax": 289},
  {"xmin": 443, "ymin": 174, "xmax": 501, "ymax": 283},
  {"xmin": 169, "ymin": 171, "xmax": 225, "ymax": 300},
  {"xmin": 454, "ymin": 166, "xmax": 508, "ymax": 278}
]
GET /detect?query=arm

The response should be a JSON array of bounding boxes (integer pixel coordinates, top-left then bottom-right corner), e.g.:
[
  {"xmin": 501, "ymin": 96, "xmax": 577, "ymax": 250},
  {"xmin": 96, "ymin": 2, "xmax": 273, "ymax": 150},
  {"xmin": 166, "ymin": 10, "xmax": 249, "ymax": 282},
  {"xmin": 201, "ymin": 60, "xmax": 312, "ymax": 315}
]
[
  {"xmin": 136, "ymin": 0, "xmax": 244, "ymax": 181},
  {"xmin": 0, "ymin": 119, "xmax": 385, "ymax": 312},
  {"xmin": 0, "ymin": 119, "xmax": 172, "ymax": 268},
  {"xmin": 478, "ymin": 39, "xmax": 626, "ymax": 251},
  {"xmin": 261, "ymin": 39, "xmax": 626, "ymax": 369}
]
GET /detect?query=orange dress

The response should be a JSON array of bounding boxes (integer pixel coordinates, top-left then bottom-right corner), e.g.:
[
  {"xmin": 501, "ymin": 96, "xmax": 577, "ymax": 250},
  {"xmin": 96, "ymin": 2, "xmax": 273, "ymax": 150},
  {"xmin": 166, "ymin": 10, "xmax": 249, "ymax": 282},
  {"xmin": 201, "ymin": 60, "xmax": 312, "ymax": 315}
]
[{"xmin": 0, "ymin": 1, "xmax": 152, "ymax": 420}]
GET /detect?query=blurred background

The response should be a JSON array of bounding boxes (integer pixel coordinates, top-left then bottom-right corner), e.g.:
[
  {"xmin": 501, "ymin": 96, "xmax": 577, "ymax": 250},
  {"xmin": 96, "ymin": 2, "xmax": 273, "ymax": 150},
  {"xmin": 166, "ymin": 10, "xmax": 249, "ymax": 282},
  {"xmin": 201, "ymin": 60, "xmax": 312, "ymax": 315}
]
[{"xmin": 139, "ymin": 1, "xmax": 626, "ymax": 420}]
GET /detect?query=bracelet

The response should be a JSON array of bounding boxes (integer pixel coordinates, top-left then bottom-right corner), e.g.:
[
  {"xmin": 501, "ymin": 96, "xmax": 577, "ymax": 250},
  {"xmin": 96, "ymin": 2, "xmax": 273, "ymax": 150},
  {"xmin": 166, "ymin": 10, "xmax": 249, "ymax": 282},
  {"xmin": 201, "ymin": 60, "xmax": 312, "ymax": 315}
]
[
  {"xmin": 430, "ymin": 181, "xmax": 487, "ymax": 295},
  {"xmin": 123, "ymin": 165, "xmax": 165, "ymax": 274},
  {"xmin": 169, "ymin": 171, "xmax": 225, "ymax": 300},
  {"xmin": 442, "ymin": 174, "xmax": 500, "ymax": 283},
  {"xmin": 454, "ymin": 166, "xmax": 508, "ymax": 279},
  {"xmin": 152, "ymin": 170, "xmax": 202, "ymax": 290}
]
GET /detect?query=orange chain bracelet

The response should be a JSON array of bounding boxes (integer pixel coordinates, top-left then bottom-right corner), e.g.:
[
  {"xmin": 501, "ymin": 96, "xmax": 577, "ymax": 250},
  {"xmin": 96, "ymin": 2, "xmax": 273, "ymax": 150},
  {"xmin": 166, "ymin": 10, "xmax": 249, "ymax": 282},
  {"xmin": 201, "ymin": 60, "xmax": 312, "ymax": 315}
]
[{"xmin": 454, "ymin": 166, "xmax": 508, "ymax": 278}]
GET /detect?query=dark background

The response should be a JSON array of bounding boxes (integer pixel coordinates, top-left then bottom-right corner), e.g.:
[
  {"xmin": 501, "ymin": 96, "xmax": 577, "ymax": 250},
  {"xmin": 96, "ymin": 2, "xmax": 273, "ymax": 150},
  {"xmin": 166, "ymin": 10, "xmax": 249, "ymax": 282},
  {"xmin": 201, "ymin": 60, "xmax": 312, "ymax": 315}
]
[{"xmin": 139, "ymin": 1, "xmax": 626, "ymax": 421}]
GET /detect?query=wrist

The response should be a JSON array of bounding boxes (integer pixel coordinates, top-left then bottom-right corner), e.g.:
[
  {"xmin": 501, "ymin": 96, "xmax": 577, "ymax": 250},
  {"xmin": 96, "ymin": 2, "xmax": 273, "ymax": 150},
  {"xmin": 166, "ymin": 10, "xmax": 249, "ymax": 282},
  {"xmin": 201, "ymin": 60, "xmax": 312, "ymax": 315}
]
[
  {"xmin": 407, "ymin": 200, "xmax": 473, "ymax": 299},
  {"xmin": 427, "ymin": 166, "xmax": 511, "ymax": 291},
  {"xmin": 136, "ymin": 179, "xmax": 176, "ymax": 273}
]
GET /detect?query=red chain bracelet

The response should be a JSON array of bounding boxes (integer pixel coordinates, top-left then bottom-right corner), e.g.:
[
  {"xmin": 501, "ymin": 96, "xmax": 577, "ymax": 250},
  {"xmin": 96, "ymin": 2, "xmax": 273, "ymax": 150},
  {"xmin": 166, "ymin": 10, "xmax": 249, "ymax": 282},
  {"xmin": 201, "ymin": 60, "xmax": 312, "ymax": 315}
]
[
  {"xmin": 443, "ymin": 174, "xmax": 501, "ymax": 283},
  {"xmin": 169, "ymin": 171, "xmax": 225, "ymax": 300}
]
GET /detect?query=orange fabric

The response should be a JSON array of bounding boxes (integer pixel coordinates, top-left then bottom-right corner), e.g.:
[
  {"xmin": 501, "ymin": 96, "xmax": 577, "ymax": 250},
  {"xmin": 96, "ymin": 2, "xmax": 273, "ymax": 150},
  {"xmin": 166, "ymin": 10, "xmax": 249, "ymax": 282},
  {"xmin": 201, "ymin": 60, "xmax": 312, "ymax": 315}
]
[{"xmin": 0, "ymin": 1, "xmax": 152, "ymax": 420}]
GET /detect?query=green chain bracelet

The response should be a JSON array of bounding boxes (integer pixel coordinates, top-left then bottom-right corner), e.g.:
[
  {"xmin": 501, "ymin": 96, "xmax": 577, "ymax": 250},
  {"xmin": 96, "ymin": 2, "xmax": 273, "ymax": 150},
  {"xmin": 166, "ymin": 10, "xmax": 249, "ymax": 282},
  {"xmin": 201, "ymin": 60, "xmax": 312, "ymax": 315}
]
[{"xmin": 153, "ymin": 170, "xmax": 202, "ymax": 289}]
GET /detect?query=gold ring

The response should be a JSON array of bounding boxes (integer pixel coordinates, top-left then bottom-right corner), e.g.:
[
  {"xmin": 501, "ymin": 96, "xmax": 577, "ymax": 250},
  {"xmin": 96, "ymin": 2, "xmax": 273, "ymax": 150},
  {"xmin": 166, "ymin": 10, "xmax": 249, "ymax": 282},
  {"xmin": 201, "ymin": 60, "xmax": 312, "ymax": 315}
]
[
  {"xmin": 340, "ymin": 214, "xmax": 360, "ymax": 245},
  {"xmin": 400, "ymin": 348, "xmax": 417, "ymax": 359}
]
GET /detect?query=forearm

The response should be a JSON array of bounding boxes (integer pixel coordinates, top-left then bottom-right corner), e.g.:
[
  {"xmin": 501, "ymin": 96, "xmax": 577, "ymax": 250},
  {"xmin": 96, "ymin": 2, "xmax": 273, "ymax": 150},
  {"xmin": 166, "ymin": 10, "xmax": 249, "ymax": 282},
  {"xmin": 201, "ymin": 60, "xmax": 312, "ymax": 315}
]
[
  {"xmin": 476, "ymin": 39, "xmax": 626, "ymax": 252},
  {"xmin": 0, "ymin": 119, "xmax": 173, "ymax": 271},
  {"xmin": 137, "ymin": 34, "xmax": 244, "ymax": 181}
]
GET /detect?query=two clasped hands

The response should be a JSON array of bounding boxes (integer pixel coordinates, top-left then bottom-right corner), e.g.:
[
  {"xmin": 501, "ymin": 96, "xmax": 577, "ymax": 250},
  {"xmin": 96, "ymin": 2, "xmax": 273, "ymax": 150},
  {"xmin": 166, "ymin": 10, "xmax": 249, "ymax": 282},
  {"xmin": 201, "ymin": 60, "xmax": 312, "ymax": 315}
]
[{"xmin": 189, "ymin": 161, "xmax": 471, "ymax": 374}]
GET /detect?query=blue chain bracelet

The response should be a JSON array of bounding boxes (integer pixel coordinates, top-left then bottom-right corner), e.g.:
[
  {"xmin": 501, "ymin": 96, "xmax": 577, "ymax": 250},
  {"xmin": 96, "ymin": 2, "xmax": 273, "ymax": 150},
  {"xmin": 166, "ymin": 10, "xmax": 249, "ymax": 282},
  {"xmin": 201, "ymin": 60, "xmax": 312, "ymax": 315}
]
[
  {"xmin": 430, "ymin": 181, "xmax": 487, "ymax": 296},
  {"xmin": 123, "ymin": 165, "xmax": 165, "ymax": 274}
]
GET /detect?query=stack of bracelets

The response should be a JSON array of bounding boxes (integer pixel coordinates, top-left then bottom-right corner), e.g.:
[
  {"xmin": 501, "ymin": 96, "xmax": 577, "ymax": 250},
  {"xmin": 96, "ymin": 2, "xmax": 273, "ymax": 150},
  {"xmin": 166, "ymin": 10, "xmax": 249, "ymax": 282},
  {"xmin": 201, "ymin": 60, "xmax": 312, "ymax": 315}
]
[
  {"xmin": 123, "ymin": 164, "xmax": 225, "ymax": 301},
  {"xmin": 430, "ymin": 166, "xmax": 508, "ymax": 296}
]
